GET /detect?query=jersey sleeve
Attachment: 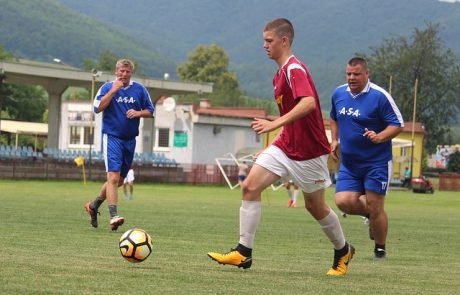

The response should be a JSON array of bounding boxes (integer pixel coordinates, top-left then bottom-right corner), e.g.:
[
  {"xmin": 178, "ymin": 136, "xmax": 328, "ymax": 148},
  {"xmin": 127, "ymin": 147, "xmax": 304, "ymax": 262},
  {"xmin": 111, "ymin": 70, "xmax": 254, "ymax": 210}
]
[
  {"xmin": 287, "ymin": 65, "xmax": 314, "ymax": 100},
  {"xmin": 93, "ymin": 82, "xmax": 111, "ymax": 113},
  {"xmin": 330, "ymin": 91, "xmax": 338, "ymax": 121},
  {"xmin": 140, "ymin": 85, "xmax": 155, "ymax": 116},
  {"xmin": 379, "ymin": 94, "xmax": 404, "ymax": 127}
]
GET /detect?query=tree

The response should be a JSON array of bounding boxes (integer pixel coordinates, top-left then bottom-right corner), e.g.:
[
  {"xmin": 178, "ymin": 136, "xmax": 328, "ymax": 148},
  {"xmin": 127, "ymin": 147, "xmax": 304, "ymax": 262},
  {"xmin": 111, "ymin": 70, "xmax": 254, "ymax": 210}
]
[
  {"xmin": 1, "ymin": 45, "xmax": 48, "ymax": 146},
  {"xmin": 0, "ymin": 45, "xmax": 47, "ymax": 123},
  {"xmin": 82, "ymin": 50, "xmax": 142, "ymax": 74},
  {"xmin": 447, "ymin": 151, "xmax": 460, "ymax": 173},
  {"xmin": 363, "ymin": 23, "xmax": 460, "ymax": 153},
  {"xmin": 177, "ymin": 44, "xmax": 242, "ymax": 106}
]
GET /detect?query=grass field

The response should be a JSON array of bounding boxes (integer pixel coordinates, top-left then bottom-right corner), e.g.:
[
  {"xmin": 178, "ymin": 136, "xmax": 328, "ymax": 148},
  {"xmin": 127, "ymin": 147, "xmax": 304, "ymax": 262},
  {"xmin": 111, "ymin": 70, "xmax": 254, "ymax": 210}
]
[{"xmin": 0, "ymin": 180, "xmax": 459, "ymax": 295}]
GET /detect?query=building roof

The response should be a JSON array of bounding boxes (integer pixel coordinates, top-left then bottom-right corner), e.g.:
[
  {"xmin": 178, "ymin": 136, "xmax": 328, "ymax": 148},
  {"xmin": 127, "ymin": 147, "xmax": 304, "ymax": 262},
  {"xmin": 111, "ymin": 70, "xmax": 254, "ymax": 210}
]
[
  {"xmin": 0, "ymin": 119, "xmax": 48, "ymax": 136},
  {"xmin": 195, "ymin": 106, "xmax": 267, "ymax": 119},
  {"xmin": 402, "ymin": 122, "xmax": 426, "ymax": 135}
]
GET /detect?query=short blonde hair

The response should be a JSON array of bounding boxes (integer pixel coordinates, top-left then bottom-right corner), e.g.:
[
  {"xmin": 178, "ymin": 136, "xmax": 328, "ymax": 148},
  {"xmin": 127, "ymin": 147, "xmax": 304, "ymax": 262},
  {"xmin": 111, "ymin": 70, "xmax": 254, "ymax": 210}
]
[{"xmin": 116, "ymin": 59, "xmax": 135, "ymax": 71}]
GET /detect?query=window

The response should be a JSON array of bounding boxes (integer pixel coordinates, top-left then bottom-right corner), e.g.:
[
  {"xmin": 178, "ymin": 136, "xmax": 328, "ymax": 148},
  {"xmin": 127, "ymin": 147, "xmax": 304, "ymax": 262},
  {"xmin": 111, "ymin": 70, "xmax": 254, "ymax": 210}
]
[
  {"xmin": 70, "ymin": 126, "xmax": 80, "ymax": 144},
  {"xmin": 255, "ymin": 133, "xmax": 261, "ymax": 143},
  {"xmin": 69, "ymin": 125, "xmax": 94, "ymax": 147},
  {"xmin": 158, "ymin": 128, "xmax": 170, "ymax": 148},
  {"xmin": 83, "ymin": 126, "xmax": 94, "ymax": 145}
]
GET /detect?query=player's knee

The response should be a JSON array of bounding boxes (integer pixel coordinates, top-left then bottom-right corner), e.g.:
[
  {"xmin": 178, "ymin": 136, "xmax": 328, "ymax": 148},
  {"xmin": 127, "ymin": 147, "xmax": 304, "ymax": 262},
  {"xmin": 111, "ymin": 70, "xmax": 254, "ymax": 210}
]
[
  {"xmin": 304, "ymin": 202, "xmax": 329, "ymax": 219},
  {"xmin": 241, "ymin": 181, "xmax": 261, "ymax": 200},
  {"xmin": 335, "ymin": 196, "xmax": 350, "ymax": 211}
]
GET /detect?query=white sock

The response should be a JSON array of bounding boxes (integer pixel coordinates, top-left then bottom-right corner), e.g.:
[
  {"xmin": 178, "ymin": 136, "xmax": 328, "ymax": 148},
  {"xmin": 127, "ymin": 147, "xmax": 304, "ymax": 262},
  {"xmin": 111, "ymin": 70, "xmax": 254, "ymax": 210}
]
[
  {"xmin": 292, "ymin": 190, "xmax": 299, "ymax": 203},
  {"xmin": 239, "ymin": 200, "xmax": 262, "ymax": 248},
  {"xmin": 317, "ymin": 210, "xmax": 346, "ymax": 250}
]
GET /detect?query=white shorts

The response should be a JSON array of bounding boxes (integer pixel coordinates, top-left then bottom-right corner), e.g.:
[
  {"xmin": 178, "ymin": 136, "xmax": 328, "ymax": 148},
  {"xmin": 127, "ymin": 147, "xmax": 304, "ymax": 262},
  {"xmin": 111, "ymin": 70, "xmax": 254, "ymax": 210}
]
[
  {"xmin": 255, "ymin": 145, "xmax": 331, "ymax": 193},
  {"xmin": 124, "ymin": 169, "xmax": 135, "ymax": 184}
]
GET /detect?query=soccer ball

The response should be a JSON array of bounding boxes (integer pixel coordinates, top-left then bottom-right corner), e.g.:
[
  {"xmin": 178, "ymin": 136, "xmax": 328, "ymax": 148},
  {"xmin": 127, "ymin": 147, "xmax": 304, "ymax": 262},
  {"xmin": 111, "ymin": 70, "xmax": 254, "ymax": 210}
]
[{"xmin": 119, "ymin": 228, "xmax": 153, "ymax": 263}]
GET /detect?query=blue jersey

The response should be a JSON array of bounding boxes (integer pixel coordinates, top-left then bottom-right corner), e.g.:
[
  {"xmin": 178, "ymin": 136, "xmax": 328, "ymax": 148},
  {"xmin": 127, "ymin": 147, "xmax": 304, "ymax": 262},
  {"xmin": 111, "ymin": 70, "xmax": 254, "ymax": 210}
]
[
  {"xmin": 330, "ymin": 81, "xmax": 403, "ymax": 166},
  {"xmin": 94, "ymin": 80, "xmax": 154, "ymax": 140}
]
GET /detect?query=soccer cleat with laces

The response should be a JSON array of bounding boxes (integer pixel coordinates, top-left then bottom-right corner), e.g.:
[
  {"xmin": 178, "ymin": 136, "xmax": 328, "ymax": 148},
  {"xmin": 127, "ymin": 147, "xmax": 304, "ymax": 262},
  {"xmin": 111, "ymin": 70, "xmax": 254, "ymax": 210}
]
[
  {"xmin": 374, "ymin": 248, "xmax": 386, "ymax": 260},
  {"xmin": 110, "ymin": 216, "xmax": 125, "ymax": 231},
  {"xmin": 326, "ymin": 243, "xmax": 355, "ymax": 276},
  {"xmin": 85, "ymin": 202, "xmax": 100, "ymax": 228},
  {"xmin": 207, "ymin": 249, "xmax": 252, "ymax": 269}
]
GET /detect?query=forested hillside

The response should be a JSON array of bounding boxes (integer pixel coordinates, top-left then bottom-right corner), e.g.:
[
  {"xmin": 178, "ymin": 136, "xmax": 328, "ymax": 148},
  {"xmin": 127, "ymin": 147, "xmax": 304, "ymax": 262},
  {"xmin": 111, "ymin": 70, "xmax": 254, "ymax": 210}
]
[
  {"xmin": 0, "ymin": 0, "xmax": 176, "ymax": 77},
  {"xmin": 58, "ymin": 0, "xmax": 460, "ymax": 102},
  {"xmin": 2, "ymin": 0, "xmax": 460, "ymax": 104}
]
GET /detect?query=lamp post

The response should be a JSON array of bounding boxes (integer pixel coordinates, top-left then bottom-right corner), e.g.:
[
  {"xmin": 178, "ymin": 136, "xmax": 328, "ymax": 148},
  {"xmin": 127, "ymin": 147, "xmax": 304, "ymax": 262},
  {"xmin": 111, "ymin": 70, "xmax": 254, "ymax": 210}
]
[
  {"xmin": 89, "ymin": 69, "xmax": 102, "ymax": 180},
  {"xmin": 410, "ymin": 78, "xmax": 418, "ymax": 185}
]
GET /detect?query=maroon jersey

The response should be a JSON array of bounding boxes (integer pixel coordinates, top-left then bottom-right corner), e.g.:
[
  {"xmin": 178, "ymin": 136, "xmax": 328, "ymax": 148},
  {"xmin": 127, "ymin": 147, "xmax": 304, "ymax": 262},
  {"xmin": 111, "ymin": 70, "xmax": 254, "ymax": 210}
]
[{"xmin": 272, "ymin": 55, "xmax": 330, "ymax": 161}]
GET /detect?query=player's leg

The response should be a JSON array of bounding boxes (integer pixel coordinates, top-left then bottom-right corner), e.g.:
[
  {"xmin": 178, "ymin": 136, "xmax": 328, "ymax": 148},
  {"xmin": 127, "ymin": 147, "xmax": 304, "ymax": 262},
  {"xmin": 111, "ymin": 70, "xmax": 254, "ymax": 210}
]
[
  {"xmin": 334, "ymin": 164, "xmax": 367, "ymax": 216},
  {"xmin": 105, "ymin": 135, "xmax": 131, "ymax": 230},
  {"xmin": 294, "ymin": 154, "xmax": 353, "ymax": 276},
  {"xmin": 128, "ymin": 182, "xmax": 134, "ymax": 199},
  {"xmin": 365, "ymin": 191, "xmax": 387, "ymax": 259},
  {"xmin": 207, "ymin": 164, "xmax": 279, "ymax": 268},
  {"xmin": 85, "ymin": 136, "xmax": 112, "ymax": 228},
  {"xmin": 123, "ymin": 182, "xmax": 129, "ymax": 199},
  {"xmin": 303, "ymin": 188, "xmax": 354, "ymax": 276},
  {"xmin": 285, "ymin": 182, "xmax": 294, "ymax": 207},
  {"xmin": 364, "ymin": 162, "xmax": 391, "ymax": 259},
  {"xmin": 292, "ymin": 185, "xmax": 299, "ymax": 207},
  {"xmin": 208, "ymin": 146, "xmax": 282, "ymax": 269},
  {"xmin": 335, "ymin": 192, "xmax": 367, "ymax": 215}
]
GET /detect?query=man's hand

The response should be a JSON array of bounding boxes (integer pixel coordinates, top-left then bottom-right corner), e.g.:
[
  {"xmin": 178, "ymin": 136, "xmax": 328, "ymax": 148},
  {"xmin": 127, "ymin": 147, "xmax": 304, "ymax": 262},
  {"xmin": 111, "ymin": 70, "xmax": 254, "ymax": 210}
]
[
  {"xmin": 111, "ymin": 78, "xmax": 124, "ymax": 92},
  {"xmin": 251, "ymin": 118, "xmax": 277, "ymax": 134},
  {"xmin": 363, "ymin": 128, "xmax": 382, "ymax": 144},
  {"xmin": 330, "ymin": 140, "xmax": 340, "ymax": 161},
  {"xmin": 126, "ymin": 109, "xmax": 139, "ymax": 119}
]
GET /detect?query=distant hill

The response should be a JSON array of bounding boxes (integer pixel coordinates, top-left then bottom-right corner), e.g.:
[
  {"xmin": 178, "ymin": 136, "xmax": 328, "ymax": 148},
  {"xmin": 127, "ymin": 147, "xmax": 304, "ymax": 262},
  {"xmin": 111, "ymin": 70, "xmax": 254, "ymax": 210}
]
[
  {"xmin": 58, "ymin": 0, "xmax": 460, "ymax": 104},
  {"xmin": 2, "ymin": 0, "xmax": 460, "ymax": 107},
  {"xmin": 0, "ymin": 0, "xmax": 176, "ymax": 77}
]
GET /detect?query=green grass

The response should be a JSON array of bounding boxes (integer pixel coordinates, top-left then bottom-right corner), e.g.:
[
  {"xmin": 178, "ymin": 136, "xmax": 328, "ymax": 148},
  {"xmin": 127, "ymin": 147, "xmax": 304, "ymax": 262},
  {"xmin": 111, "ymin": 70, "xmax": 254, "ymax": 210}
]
[{"xmin": 0, "ymin": 180, "xmax": 459, "ymax": 295}]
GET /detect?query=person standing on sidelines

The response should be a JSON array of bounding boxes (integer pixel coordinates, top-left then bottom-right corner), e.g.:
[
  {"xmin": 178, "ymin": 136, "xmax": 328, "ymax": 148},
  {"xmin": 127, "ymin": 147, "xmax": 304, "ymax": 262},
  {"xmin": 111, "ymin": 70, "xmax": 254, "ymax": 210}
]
[
  {"xmin": 237, "ymin": 161, "xmax": 249, "ymax": 186},
  {"xmin": 85, "ymin": 59, "xmax": 154, "ymax": 231},
  {"xmin": 401, "ymin": 166, "xmax": 411, "ymax": 188},
  {"xmin": 123, "ymin": 167, "xmax": 135, "ymax": 200},
  {"xmin": 330, "ymin": 57, "xmax": 404, "ymax": 259},
  {"xmin": 208, "ymin": 18, "xmax": 354, "ymax": 276},
  {"xmin": 284, "ymin": 179, "xmax": 299, "ymax": 208}
]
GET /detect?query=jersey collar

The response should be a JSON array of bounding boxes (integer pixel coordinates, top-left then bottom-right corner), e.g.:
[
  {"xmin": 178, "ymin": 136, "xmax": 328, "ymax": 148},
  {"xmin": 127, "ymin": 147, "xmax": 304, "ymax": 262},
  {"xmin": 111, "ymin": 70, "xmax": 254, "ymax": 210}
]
[
  {"xmin": 121, "ymin": 80, "xmax": 134, "ymax": 89},
  {"xmin": 347, "ymin": 79, "xmax": 371, "ymax": 99}
]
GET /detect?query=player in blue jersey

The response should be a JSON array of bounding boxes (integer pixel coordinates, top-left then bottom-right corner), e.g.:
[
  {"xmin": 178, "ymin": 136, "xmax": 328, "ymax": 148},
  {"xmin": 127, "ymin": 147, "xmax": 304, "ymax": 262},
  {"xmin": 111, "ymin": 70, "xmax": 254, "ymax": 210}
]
[
  {"xmin": 330, "ymin": 57, "xmax": 404, "ymax": 259},
  {"xmin": 85, "ymin": 59, "xmax": 154, "ymax": 231}
]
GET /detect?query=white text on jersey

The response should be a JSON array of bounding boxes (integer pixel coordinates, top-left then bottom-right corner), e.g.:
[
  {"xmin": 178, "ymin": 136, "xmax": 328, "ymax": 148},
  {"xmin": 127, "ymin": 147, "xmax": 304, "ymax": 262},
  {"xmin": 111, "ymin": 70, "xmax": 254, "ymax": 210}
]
[{"xmin": 338, "ymin": 107, "xmax": 360, "ymax": 117}]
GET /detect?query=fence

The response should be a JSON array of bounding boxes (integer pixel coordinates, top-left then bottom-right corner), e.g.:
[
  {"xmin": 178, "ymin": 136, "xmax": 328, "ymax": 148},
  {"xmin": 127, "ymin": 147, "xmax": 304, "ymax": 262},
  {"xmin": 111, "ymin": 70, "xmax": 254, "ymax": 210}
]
[
  {"xmin": 0, "ymin": 158, "xmax": 239, "ymax": 185},
  {"xmin": 439, "ymin": 173, "xmax": 460, "ymax": 191}
]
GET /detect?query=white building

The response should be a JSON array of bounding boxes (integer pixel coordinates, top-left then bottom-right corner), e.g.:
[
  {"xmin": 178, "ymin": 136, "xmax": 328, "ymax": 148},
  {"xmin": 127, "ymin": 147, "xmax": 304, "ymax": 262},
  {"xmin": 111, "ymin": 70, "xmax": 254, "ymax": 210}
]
[{"xmin": 60, "ymin": 99, "xmax": 266, "ymax": 164}]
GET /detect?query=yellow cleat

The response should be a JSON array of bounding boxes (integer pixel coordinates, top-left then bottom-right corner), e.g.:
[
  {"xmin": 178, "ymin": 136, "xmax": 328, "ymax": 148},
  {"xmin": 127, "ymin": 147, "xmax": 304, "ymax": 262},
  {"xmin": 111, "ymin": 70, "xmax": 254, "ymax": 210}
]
[
  {"xmin": 207, "ymin": 249, "xmax": 252, "ymax": 269},
  {"xmin": 326, "ymin": 243, "xmax": 355, "ymax": 276}
]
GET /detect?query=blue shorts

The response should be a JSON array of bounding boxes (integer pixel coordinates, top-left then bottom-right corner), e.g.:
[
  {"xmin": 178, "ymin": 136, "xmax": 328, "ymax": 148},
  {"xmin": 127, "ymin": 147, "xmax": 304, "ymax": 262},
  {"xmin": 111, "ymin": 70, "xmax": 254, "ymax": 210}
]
[
  {"xmin": 102, "ymin": 133, "xmax": 136, "ymax": 178},
  {"xmin": 335, "ymin": 161, "xmax": 392, "ymax": 196}
]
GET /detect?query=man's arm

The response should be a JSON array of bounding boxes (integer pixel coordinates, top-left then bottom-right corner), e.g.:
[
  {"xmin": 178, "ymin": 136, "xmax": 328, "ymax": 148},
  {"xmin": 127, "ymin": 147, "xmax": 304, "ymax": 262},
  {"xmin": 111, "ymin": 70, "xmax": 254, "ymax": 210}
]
[
  {"xmin": 96, "ymin": 79, "xmax": 123, "ymax": 113},
  {"xmin": 363, "ymin": 125, "xmax": 403, "ymax": 144},
  {"xmin": 251, "ymin": 96, "xmax": 316, "ymax": 134},
  {"xmin": 329, "ymin": 119, "xmax": 340, "ymax": 161},
  {"xmin": 126, "ymin": 109, "xmax": 154, "ymax": 119}
]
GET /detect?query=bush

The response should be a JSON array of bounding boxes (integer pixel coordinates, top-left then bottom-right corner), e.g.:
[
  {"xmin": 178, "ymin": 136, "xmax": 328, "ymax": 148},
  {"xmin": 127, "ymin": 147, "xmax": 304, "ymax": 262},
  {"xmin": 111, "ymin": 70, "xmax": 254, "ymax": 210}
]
[{"xmin": 447, "ymin": 151, "xmax": 460, "ymax": 173}]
